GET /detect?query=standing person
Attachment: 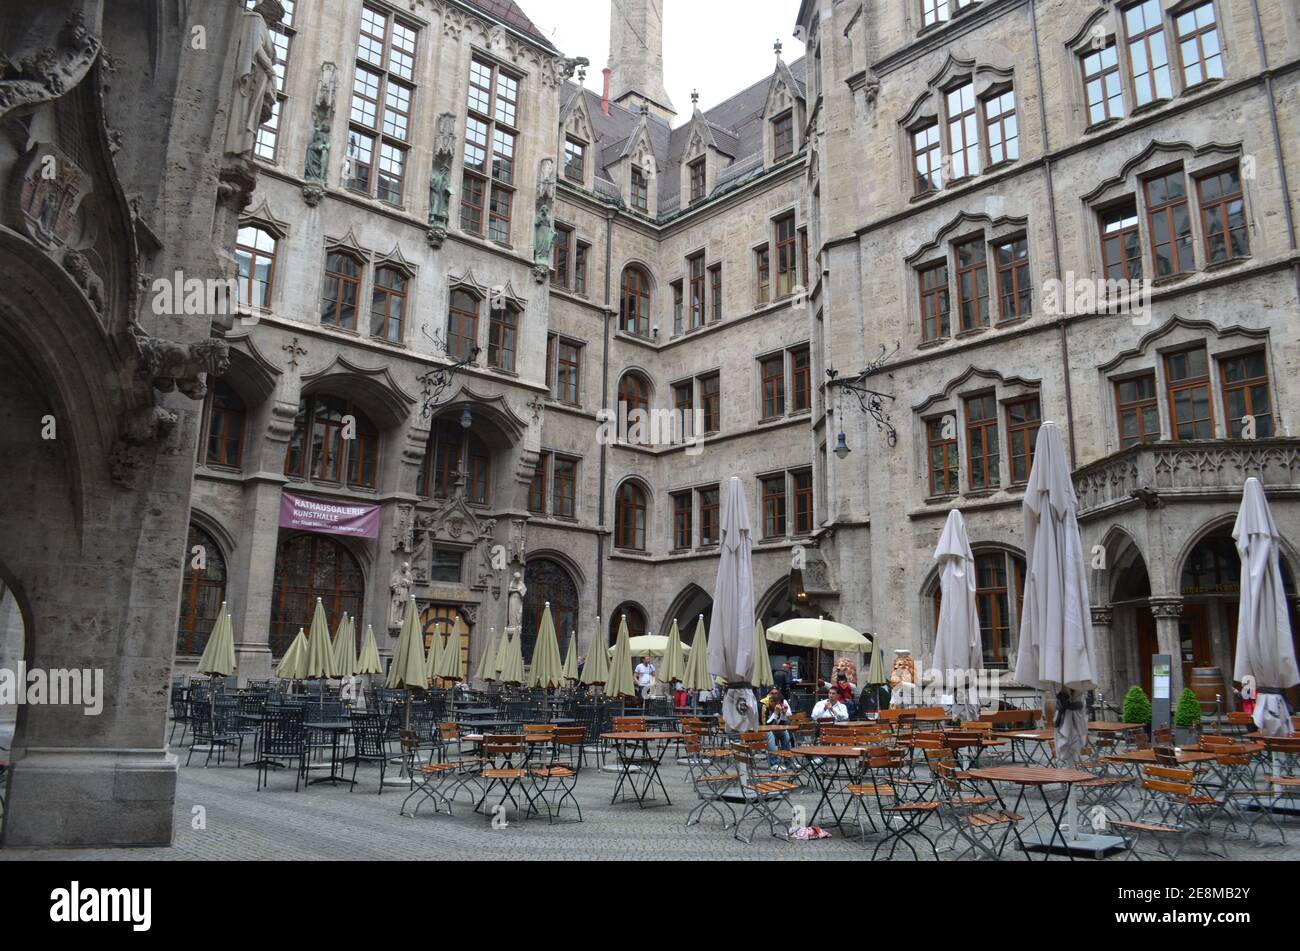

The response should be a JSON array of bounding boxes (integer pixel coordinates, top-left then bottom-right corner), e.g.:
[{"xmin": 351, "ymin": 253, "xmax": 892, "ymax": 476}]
[
  {"xmin": 774, "ymin": 662, "xmax": 795, "ymax": 698},
  {"xmin": 634, "ymin": 655, "xmax": 655, "ymax": 700},
  {"xmin": 762, "ymin": 688, "xmax": 794, "ymax": 769}
]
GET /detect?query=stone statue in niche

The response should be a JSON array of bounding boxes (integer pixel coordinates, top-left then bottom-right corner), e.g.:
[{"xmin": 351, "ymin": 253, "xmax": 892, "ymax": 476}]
[
  {"xmin": 302, "ymin": 62, "xmax": 337, "ymax": 205},
  {"xmin": 226, "ymin": 0, "xmax": 283, "ymax": 158},
  {"xmin": 532, "ymin": 204, "xmax": 557, "ymax": 271},
  {"xmin": 507, "ymin": 571, "xmax": 526, "ymax": 631},
  {"xmin": 389, "ymin": 561, "xmax": 413, "ymax": 628},
  {"xmin": 428, "ymin": 112, "xmax": 456, "ymax": 227},
  {"xmin": 304, "ymin": 122, "xmax": 330, "ymax": 183}
]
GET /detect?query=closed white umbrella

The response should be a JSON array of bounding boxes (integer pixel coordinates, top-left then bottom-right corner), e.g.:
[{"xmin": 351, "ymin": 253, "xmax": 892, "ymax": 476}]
[
  {"xmin": 932, "ymin": 509, "xmax": 983, "ymax": 722},
  {"xmin": 1233, "ymin": 477, "xmax": 1299, "ymax": 737},
  {"xmin": 708, "ymin": 477, "xmax": 757, "ymax": 732},
  {"xmin": 1013, "ymin": 422, "xmax": 1097, "ymax": 843}
]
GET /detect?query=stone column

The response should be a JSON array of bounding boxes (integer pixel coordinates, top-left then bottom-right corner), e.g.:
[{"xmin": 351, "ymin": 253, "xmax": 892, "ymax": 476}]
[
  {"xmin": 1148, "ymin": 597, "xmax": 1185, "ymax": 699},
  {"xmin": 229, "ymin": 477, "xmax": 289, "ymax": 683},
  {"xmin": 1090, "ymin": 606, "xmax": 1116, "ymax": 707}
]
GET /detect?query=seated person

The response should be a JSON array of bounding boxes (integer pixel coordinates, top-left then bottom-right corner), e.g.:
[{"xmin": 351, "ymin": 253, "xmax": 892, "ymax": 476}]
[
  {"xmin": 811, "ymin": 688, "xmax": 849, "ymax": 723},
  {"xmin": 762, "ymin": 688, "xmax": 794, "ymax": 768}
]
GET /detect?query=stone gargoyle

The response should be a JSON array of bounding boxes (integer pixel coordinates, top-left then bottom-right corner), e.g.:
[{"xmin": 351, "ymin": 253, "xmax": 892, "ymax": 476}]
[{"xmin": 130, "ymin": 323, "xmax": 230, "ymax": 400}]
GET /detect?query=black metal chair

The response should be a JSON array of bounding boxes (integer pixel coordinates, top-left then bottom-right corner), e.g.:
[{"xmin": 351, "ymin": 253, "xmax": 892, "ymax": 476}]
[
  {"xmin": 349, "ymin": 712, "xmax": 391, "ymax": 794},
  {"xmin": 168, "ymin": 693, "xmax": 192, "ymax": 747},
  {"xmin": 257, "ymin": 709, "xmax": 306, "ymax": 791},
  {"xmin": 185, "ymin": 700, "xmax": 246, "ymax": 768}
]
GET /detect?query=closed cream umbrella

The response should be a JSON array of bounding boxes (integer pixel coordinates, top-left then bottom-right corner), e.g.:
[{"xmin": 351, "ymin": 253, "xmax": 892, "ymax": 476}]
[
  {"xmin": 197, "ymin": 604, "xmax": 237, "ymax": 680},
  {"xmin": 528, "ymin": 602, "xmax": 564, "ymax": 689},
  {"xmin": 491, "ymin": 624, "xmax": 512, "ymax": 682},
  {"xmin": 561, "ymin": 633, "xmax": 579, "ymax": 682},
  {"xmin": 752, "ymin": 618, "xmax": 774, "ymax": 691},
  {"xmin": 681, "ymin": 616, "xmax": 713, "ymax": 692},
  {"xmin": 708, "ymin": 477, "xmax": 757, "ymax": 732},
  {"xmin": 385, "ymin": 596, "xmax": 427, "ymax": 728},
  {"xmin": 277, "ymin": 627, "xmax": 308, "ymax": 680},
  {"xmin": 436, "ymin": 615, "xmax": 466, "ymax": 682},
  {"xmin": 580, "ymin": 617, "xmax": 610, "ymax": 686},
  {"xmin": 1233, "ymin": 478, "xmax": 1299, "ymax": 737},
  {"xmin": 932, "ymin": 509, "xmax": 983, "ymax": 722},
  {"xmin": 606, "ymin": 613, "xmax": 636, "ymax": 699},
  {"xmin": 475, "ymin": 627, "xmax": 499, "ymax": 684},
  {"xmin": 424, "ymin": 615, "xmax": 444, "ymax": 687},
  {"xmin": 496, "ymin": 627, "xmax": 525, "ymax": 686},
  {"xmin": 609, "ymin": 633, "xmax": 694, "ymax": 658},
  {"xmin": 658, "ymin": 619, "xmax": 688, "ymax": 687},
  {"xmin": 355, "ymin": 624, "xmax": 383, "ymax": 676},
  {"xmin": 303, "ymin": 598, "xmax": 339, "ymax": 680},
  {"xmin": 331, "ymin": 611, "xmax": 356, "ymax": 678}
]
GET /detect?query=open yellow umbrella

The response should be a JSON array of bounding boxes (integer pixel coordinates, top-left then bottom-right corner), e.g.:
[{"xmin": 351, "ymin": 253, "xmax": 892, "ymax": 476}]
[
  {"xmin": 529, "ymin": 602, "xmax": 564, "ymax": 689},
  {"xmin": 606, "ymin": 614, "xmax": 636, "ymax": 699},
  {"xmin": 752, "ymin": 618, "xmax": 774, "ymax": 690},
  {"xmin": 657, "ymin": 618, "xmax": 688, "ymax": 685},
  {"xmin": 496, "ymin": 627, "xmax": 525, "ymax": 685},
  {"xmin": 385, "ymin": 596, "xmax": 426, "ymax": 690},
  {"xmin": 681, "ymin": 616, "xmax": 713, "ymax": 692},
  {"xmin": 277, "ymin": 627, "xmax": 308, "ymax": 680},
  {"xmin": 561, "ymin": 633, "xmax": 579, "ymax": 681},
  {"xmin": 474, "ymin": 627, "xmax": 499, "ymax": 683},
  {"xmin": 303, "ymin": 598, "xmax": 339, "ymax": 680},
  {"xmin": 197, "ymin": 603, "xmax": 237, "ymax": 679},
  {"xmin": 436, "ymin": 615, "xmax": 466, "ymax": 681},
  {"xmin": 579, "ymin": 616, "xmax": 610, "ymax": 686},
  {"xmin": 767, "ymin": 616, "xmax": 869, "ymax": 687},
  {"xmin": 331, "ymin": 611, "xmax": 356, "ymax": 678},
  {"xmin": 355, "ymin": 623, "xmax": 383, "ymax": 675}
]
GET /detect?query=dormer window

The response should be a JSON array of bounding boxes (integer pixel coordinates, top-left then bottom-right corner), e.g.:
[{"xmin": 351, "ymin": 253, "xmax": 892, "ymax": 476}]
[
  {"xmin": 689, "ymin": 157, "xmax": 706, "ymax": 203},
  {"xmin": 630, "ymin": 166, "xmax": 649, "ymax": 213},
  {"xmin": 773, "ymin": 111, "xmax": 794, "ymax": 162},
  {"xmin": 564, "ymin": 137, "xmax": 586, "ymax": 182}
]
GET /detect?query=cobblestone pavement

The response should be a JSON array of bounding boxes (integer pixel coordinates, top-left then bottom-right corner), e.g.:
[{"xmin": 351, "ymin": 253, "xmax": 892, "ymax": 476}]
[{"xmin": 2, "ymin": 734, "xmax": 1297, "ymax": 861}]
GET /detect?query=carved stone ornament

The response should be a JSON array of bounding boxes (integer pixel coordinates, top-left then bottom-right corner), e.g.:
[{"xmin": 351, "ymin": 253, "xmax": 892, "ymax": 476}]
[
  {"xmin": 0, "ymin": 12, "xmax": 101, "ymax": 121},
  {"xmin": 408, "ymin": 472, "xmax": 498, "ymax": 591},
  {"xmin": 1148, "ymin": 598, "xmax": 1184, "ymax": 620},
  {"xmin": 130, "ymin": 323, "xmax": 230, "ymax": 400}
]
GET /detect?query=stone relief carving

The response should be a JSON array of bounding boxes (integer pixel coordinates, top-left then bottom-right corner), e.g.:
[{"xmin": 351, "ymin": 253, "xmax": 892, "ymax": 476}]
[
  {"xmin": 130, "ymin": 324, "xmax": 230, "ymax": 400},
  {"xmin": 392, "ymin": 503, "xmax": 415, "ymax": 553},
  {"xmin": 407, "ymin": 472, "xmax": 498, "ymax": 593},
  {"xmin": 0, "ymin": 12, "xmax": 100, "ymax": 120}
]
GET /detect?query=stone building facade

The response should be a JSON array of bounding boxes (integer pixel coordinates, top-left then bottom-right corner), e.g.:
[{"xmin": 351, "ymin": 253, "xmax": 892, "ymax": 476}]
[
  {"xmin": 0, "ymin": 0, "xmax": 272, "ymax": 845},
  {"xmin": 180, "ymin": 0, "xmax": 1300, "ymax": 716}
]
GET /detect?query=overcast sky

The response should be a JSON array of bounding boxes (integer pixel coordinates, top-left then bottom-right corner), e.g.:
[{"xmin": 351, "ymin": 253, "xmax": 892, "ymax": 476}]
[{"xmin": 517, "ymin": 0, "xmax": 806, "ymax": 124}]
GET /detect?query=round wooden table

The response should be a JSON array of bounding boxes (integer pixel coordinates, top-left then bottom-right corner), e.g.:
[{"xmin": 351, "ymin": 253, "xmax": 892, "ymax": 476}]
[{"xmin": 965, "ymin": 766, "xmax": 1097, "ymax": 860}]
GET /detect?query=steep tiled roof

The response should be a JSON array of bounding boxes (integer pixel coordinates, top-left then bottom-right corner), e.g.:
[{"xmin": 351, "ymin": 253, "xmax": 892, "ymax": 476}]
[
  {"xmin": 561, "ymin": 56, "xmax": 806, "ymax": 217},
  {"xmin": 464, "ymin": 0, "xmax": 557, "ymax": 51}
]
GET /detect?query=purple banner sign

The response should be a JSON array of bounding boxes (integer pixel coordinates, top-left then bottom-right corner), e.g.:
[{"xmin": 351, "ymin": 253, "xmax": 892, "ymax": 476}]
[{"xmin": 279, "ymin": 491, "xmax": 380, "ymax": 538}]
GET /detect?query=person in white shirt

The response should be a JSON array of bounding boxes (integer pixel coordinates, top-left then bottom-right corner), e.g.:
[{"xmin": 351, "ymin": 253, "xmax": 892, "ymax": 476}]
[
  {"xmin": 633, "ymin": 656, "xmax": 655, "ymax": 699},
  {"xmin": 811, "ymin": 688, "xmax": 849, "ymax": 723}
]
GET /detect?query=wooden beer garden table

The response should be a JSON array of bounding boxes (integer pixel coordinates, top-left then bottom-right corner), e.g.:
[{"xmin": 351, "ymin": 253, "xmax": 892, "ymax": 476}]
[
  {"xmin": 601, "ymin": 731, "xmax": 685, "ymax": 808},
  {"xmin": 965, "ymin": 766, "xmax": 1096, "ymax": 860},
  {"xmin": 794, "ymin": 745, "xmax": 867, "ymax": 828}
]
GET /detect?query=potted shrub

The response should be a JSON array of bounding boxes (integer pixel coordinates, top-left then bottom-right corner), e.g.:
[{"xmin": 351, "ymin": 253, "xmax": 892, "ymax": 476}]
[
  {"xmin": 1174, "ymin": 687, "xmax": 1203, "ymax": 745},
  {"xmin": 1122, "ymin": 685, "xmax": 1152, "ymax": 728}
]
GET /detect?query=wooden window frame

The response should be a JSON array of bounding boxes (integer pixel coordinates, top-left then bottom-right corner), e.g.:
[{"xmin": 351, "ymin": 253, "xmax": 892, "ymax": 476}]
[
  {"xmin": 919, "ymin": 261, "xmax": 951, "ymax": 342},
  {"xmin": 1164, "ymin": 345, "xmax": 1215, "ymax": 440},
  {"xmin": 564, "ymin": 136, "xmax": 586, "ymax": 182},
  {"xmin": 1100, "ymin": 200, "xmax": 1144, "ymax": 281},
  {"xmin": 760, "ymin": 354, "xmax": 786, "ymax": 421},
  {"xmin": 981, "ymin": 86, "xmax": 1018, "ymax": 167},
  {"xmin": 1004, "ymin": 395, "xmax": 1041, "ymax": 484},
  {"xmin": 699, "ymin": 485, "xmax": 720, "ymax": 546},
  {"xmin": 630, "ymin": 166, "xmax": 649, "ymax": 213},
  {"xmin": 756, "ymin": 245, "xmax": 771, "ymax": 305},
  {"xmin": 1124, "ymin": 0, "xmax": 1172, "ymax": 108},
  {"xmin": 447, "ymin": 288, "xmax": 481, "ymax": 361},
  {"xmin": 1144, "ymin": 168, "xmax": 1194, "ymax": 277},
  {"xmin": 773, "ymin": 111, "xmax": 795, "ymax": 162},
  {"xmin": 709, "ymin": 263, "xmax": 722, "ymax": 321},
  {"xmin": 369, "ymin": 265, "xmax": 408, "ymax": 343},
  {"xmin": 615, "ymin": 482, "xmax": 647, "ymax": 550},
  {"xmin": 321, "ymin": 251, "xmax": 363, "ymax": 330},
  {"xmin": 792, "ymin": 469, "xmax": 814, "ymax": 536},
  {"xmin": 1174, "ymin": 2, "xmax": 1224, "ymax": 89},
  {"xmin": 461, "ymin": 55, "xmax": 521, "ymax": 243},
  {"xmin": 348, "ymin": 5, "xmax": 417, "ymax": 205},
  {"xmin": 954, "ymin": 236, "xmax": 989, "ymax": 331},
  {"xmin": 552, "ymin": 456, "xmax": 577, "ymax": 518},
  {"xmin": 1082, "ymin": 40, "xmax": 1125, "ymax": 126},
  {"xmin": 1196, "ymin": 164, "xmax": 1249, "ymax": 264},
  {"xmin": 672, "ymin": 491, "xmax": 693, "ymax": 550},
  {"xmin": 689, "ymin": 157, "xmax": 706, "ymax": 202},
  {"xmin": 699, "ymin": 372, "xmax": 721, "ymax": 434},
  {"xmin": 620, "ymin": 266, "xmax": 651, "ymax": 336},
  {"xmin": 945, "ymin": 81, "xmax": 980, "ymax": 181},
  {"xmin": 1218, "ymin": 349, "xmax": 1273, "ymax": 438},
  {"xmin": 927, "ymin": 416, "xmax": 959, "ymax": 496},
  {"xmin": 775, "ymin": 214, "xmax": 798, "ymax": 299},
  {"xmin": 235, "ymin": 225, "xmax": 277, "ymax": 311},
  {"xmin": 912, "ymin": 120, "xmax": 942, "ymax": 195},
  {"xmin": 993, "ymin": 235, "xmax": 1031, "ymax": 320},
  {"xmin": 965, "ymin": 392, "xmax": 1000, "ymax": 490},
  {"xmin": 791, "ymin": 345, "xmax": 811, "ymax": 413},
  {"xmin": 204, "ymin": 379, "xmax": 246, "ymax": 469},
  {"xmin": 761, "ymin": 474, "xmax": 787, "ymax": 539},
  {"xmin": 1115, "ymin": 372, "xmax": 1161, "ymax": 448},
  {"xmin": 488, "ymin": 303, "xmax": 518, "ymax": 372}
]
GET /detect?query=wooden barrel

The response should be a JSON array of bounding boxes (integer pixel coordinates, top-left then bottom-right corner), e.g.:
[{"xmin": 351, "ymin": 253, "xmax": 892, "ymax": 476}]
[{"xmin": 1189, "ymin": 667, "xmax": 1227, "ymax": 710}]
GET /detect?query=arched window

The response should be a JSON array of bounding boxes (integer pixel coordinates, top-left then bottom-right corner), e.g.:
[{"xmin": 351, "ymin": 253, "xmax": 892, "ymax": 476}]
[
  {"xmin": 615, "ymin": 481, "xmax": 647, "ymax": 550},
  {"xmin": 370, "ymin": 266, "xmax": 408, "ymax": 343},
  {"xmin": 235, "ymin": 225, "xmax": 277, "ymax": 310},
  {"xmin": 447, "ymin": 288, "xmax": 481, "ymax": 360},
  {"xmin": 284, "ymin": 394, "xmax": 380, "ymax": 489},
  {"xmin": 270, "ymin": 534, "xmax": 365, "ymax": 656},
  {"xmin": 523, "ymin": 558, "xmax": 580, "ymax": 663},
  {"xmin": 321, "ymin": 252, "xmax": 362, "ymax": 330},
  {"xmin": 618, "ymin": 371, "xmax": 651, "ymax": 438},
  {"xmin": 609, "ymin": 604, "xmax": 647, "ymax": 644},
  {"xmin": 177, "ymin": 524, "xmax": 227, "ymax": 656},
  {"xmin": 931, "ymin": 548, "xmax": 1025, "ymax": 669},
  {"xmin": 620, "ymin": 265, "xmax": 651, "ymax": 336},
  {"xmin": 418, "ymin": 418, "xmax": 491, "ymax": 504},
  {"xmin": 204, "ymin": 379, "xmax": 246, "ymax": 469}
]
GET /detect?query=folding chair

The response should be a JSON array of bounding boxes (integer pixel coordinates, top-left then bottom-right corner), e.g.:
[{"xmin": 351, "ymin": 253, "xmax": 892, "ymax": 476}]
[
  {"xmin": 476, "ymin": 736, "xmax": 537, "ymax": 822},
  {"xmin": 861, "ymin": 748, "xmax": 941, "ymax": 860},
  {"xmin": 529, "ymin": 731, "xmax": 583, "ymax": 825},
  {"xmin": 729, "ymin": 743, "xmax": 798, "ymax": 843},
  {"xmin": 1129, "ymin": 766, "xmax": 1227, "ymax": 858},
  {"xmin": 931, "ymin": 761, "xmax": 1021, "ymax": 860}
]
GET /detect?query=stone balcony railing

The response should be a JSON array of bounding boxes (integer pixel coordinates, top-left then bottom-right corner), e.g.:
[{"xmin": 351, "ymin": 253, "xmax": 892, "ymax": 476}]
[{"xmin": 1073, "ymin": 438, "xmax": 1300, "ymax": 517}]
